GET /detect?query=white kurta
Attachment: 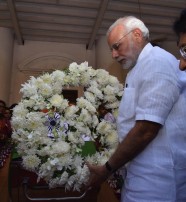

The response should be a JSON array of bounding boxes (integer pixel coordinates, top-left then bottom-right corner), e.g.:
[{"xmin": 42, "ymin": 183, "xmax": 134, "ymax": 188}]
[{"xmin": 117, "ymin": 43, "xmax": 186, "ymax": 202}]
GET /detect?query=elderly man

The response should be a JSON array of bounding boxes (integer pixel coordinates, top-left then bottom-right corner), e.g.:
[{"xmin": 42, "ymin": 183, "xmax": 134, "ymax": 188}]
[{"xmin": 87, "ymin": 16, "xmax": 186, "ymax": 202}]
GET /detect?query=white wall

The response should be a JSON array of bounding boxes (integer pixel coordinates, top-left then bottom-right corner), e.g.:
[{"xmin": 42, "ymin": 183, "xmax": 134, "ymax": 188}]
[
  {"xmin": 0, "ymin": 28, "xmax": 13, "ymax": 104},
  {"xmin": 9, "ymin": 40, "xmax": 96, "ymax": 104}
]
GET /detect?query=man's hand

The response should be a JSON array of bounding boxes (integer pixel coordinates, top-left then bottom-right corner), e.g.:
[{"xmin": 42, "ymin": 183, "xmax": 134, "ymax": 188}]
[{"xmin": 86, "ymin": 162, "xmax": 111, "ymax": 190}]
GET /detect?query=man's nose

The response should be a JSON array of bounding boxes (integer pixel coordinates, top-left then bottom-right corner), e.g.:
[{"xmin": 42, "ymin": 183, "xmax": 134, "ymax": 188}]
[
  {"xmin": 111, "ymin": 49, "xmax": 119, "ymax": 59},
  {"xmin": 179, "ymin": 58, "xmax": 186, "ymax": 71}
]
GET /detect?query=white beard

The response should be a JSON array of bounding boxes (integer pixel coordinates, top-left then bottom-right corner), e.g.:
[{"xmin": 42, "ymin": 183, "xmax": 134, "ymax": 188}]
[{"xmin": 122, "ymin": 59, "xmax": 134, "ymax": 69}]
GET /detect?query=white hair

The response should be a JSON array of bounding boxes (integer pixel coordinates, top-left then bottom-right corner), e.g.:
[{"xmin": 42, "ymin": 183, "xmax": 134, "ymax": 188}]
[{"xmin": 107, "ymin": 16, "xmax": 149, "ymax": 40}]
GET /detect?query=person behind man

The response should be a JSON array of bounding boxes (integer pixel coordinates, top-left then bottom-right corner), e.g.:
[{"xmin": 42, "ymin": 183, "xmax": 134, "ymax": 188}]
[
  {"xmin": 173, "ymin": 8, "xmax": 186, "ymax": 71},
  {"xmin": 87, "ymin": 16, "xmax": 186, "ymax": 201}
]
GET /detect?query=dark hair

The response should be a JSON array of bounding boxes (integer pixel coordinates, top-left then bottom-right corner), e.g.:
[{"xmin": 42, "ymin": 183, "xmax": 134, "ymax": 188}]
[
  {"xmin": 173, "ymin": 9, "xmax": 186, "ymax": 37},
  {"xmin": 9, "ymin": 103, "xmax": 18, "ymax": 110},
  {"xmin": 0, "ymin": 100, "xmax": 6, "ymax": 107}
]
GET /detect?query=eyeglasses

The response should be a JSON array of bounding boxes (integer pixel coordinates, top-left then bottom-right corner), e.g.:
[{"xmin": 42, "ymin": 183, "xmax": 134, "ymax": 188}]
[
  {"xmin": 110, "ymin": 30, "xmax": 133, "ymax": 51},
  {"xmin": 180, "ymin": 45, "xmax": 186, "ymax": 60}
]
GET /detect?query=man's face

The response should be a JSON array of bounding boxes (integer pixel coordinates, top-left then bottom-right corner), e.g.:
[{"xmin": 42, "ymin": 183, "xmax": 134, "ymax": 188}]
[
  {"xmin": 107, "ymin": 25, "xmax": 140, "ymax": 69},
  {"xmin": 178, "ymin": 33, "xmax": 186, "ymax": 71}
]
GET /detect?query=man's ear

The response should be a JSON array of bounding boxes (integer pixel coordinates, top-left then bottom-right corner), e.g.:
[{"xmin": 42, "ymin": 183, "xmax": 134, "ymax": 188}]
[{"xmin": 133, "ymin": 28, "xmax": 143, "ymax": 42}]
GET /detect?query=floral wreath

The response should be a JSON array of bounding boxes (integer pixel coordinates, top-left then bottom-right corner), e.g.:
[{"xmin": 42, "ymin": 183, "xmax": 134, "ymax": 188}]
[{"xmin": 11, "ymin": 62, "xmax": 123, "ymax": 191}]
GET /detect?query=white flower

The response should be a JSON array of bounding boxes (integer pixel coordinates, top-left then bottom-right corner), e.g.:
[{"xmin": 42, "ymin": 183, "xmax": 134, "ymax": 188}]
[
  {"xmin": 59, "ymin": 171, "xmax": 69, "ymax": 185},
  {"xmin": 84, "ymin": 91, "xmax": 96, "ymax": 103},
  {"xmin": 26, "ymin": 112, "xmax": 45, "ymax": 130},
  {"xmin": 51, "ymin": 70, "xmax": 66, "ymax": 81},
  {"xmin": 65, "ymin": 105, "xmax": 79, "ymax": 119},
  {"xmin": 50, "ymin": 158, "xmax": 59, "ymax": 165},
  {"xmin": 68, "ymin": 132, "xmax": 78, "ymax": 143},
  {"xmin": 105, "ymin": 130, "xmax": 119, "ymax": 147},
  {"xmin": 51, "ymin": 141, "xmax": 70, "ymax": 155},
  {"xmin": 12, "ymin": 61, "xmax": 123, "ymax": 191},
  {"xmin": 97, "ymin": 120, "xmax": 113, "ymax": 135},
  {"xmin": 87, "ymin": 85, "xmax": 103, "ymax": 100},
  {"xmin": 22, "ymin": 155, "xmax": 41, "ymax": 171},
  {"xmin": 78, "ymin": 108, "xmax": 92, "ymax": 124},
  {"xmin": 20, "ymin": 81, "xmax": 37, "ymax": 98},
  {"xmin": 38, "ymin": 83, "xmax": 53, "ymax": 97},
  {"xmin": 40, "ymin": 73, "xmax": 53, "ymax": 84},
  {"xmin": 50, "ymin": 94, "xmax": 63, "ymax": 107},
  {"xmin": 12, "ymin": 102, "xmax": 28, "ymax": 118}
]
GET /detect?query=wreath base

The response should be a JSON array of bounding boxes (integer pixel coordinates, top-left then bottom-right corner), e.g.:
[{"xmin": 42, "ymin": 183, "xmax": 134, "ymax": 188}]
[{"xmin": 10, "ymin": 158, "xmax": 100, "ymax": 201}]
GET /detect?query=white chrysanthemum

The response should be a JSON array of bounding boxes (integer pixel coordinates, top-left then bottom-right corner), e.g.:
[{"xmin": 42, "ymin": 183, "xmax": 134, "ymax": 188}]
[
  {"xmin": 77, "ymin": 98, "xmax": 97, "ymax": 114},
  {"xmin": 69, "ymin": 62, "xmax": 78, "ymax": 71},
  {"xmin": 11, "ymin": 116, "xmax": 27, "ymax": 129},
  {"xmin": 12, "ymin": 103, "xmax": 28, "ymax": 117},
  {"xmin": 49, "ymin": 94, "xmax": 63, "ymax": 108},
  {"xmin": 51, "ymin": 70, "xmax": 66, "ymax": 81},
  {"xmin": 96, "ymin": 69, "xmax": 109, "ymax": 84},
  {"xmin": 52, "ymin": 82, "xmax": 63, "ymax": 94},
  {"xmin": 22, "ymin": 155, "xmax": 41, "ymax": 171},
  {"xmin": 106, "ymin": 100, "xmax": 120, "ymax": 109},
  {"xmin": 80, "ymin": 73, "xmax": 91, "ymax": 86},
  {"xmin": 38, "ymin": 145, "xmax": 52, "ymax": 156},
  {"xmin": 22, "ymin": 99, "xmax": 35, "ymax": 109},
  {"xmin": 40, "ymin": 73, "xmax": 53, "ymax": 84},
  {"xmin": 105, "ymin": 130, "xmax": 119, "ymax": 147},
  {"xmin": 75, "ymin": 122, "xmax": 91, "ymax": 135},
  {"xmin": 104, "ymin": 95, "xmax": 118, "ymax": 103},
  {"xmin": 92, "ymin": 115, "xmax": 99, "ymax": 127},
  {"xmin": 50, "ymin": 158, "xmax": 59, "ymax": 166},
  {"xmin": 20, "ymin": 82, "xmax": 38, "ymax": 97},
  {"xmin": 97, "ymin": 154, "xmax": 109, "ymax": 165},
  {"xmin": 59, "ymin": 171, "xmax": 69, "ymax": 185},
  {"xmin": 64, "ymin": 105, "xmax": 79, "ymax": 119},
  {"xmin": 104, "ymin": 85, "xmax": 118, "ymax": 95},
  {"xmin": 26, "ymin": 112, "xmax": 45, "ymax": 130},
  {"xmin": 73, "ymin": 155, "xmax": 83, "ymax": 168},
  {"xmin": 108, "ymin": 75, "xmax": 120, "ymax": 86},
  {"xmin": 38, "ymin": 83, "xmax": 53, "ymax": 97},
  {"xmin": 87, "ymin": 85, "xmax": 103, "ymax": 100},
  {"xmin": 73, "ymin": 165, "xmax": 89, "ymax": 191},
  {"xmin": 38, "ymin": 161, "xmax": 55, "ymax": 179},
  {"xmin": 51, "ymin": 141, "xmax": 70, "ymax": 155},
  {"xmin": 78, "ymin": 61, "xmax": 89, "ymax": 71},
  {"xmin": 48, "ymin": 177, "xmax": 60, "ymax": 188},
  {"xmin": 65, "ymin": 174, "xmax": 77, "ymax": 190},
  {"xmin": 68, "ymin": 132, "xmax": 78, "ymax": 143},
  {"xmin": 84, "ymin": 91, "xmax": 96, "ymax": 103},
  {"xmin": 78, "ymin": 108, "xmax": 92, "ymax": 124},
  {"xmin": 97, "ymin": 120, "xmax": 113, "ymax": 135},
  {"xmin": 58, "ymin": 154, "xmax": 73, "ymax": 169}
]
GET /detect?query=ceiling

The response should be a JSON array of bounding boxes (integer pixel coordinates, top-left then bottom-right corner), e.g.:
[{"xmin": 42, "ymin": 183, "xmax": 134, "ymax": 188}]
[{"xmin": 0, "ymin": 0, "xmax": 185, "ymax": 49}]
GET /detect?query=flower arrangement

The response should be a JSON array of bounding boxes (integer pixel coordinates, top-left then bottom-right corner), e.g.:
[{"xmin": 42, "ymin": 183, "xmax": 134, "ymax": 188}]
[{"xmin": 11, "ymin": 62, "xmax": 123, "ymax": 191}]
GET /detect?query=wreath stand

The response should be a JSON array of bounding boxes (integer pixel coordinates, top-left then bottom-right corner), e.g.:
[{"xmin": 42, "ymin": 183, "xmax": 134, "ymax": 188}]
[{"xmin": 9, "ymin": 157, "xmax": 100, "ymax": 202}]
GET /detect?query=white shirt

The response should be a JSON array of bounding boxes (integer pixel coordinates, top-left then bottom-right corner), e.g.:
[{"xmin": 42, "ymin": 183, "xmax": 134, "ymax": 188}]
[{"xmin": 117, "ymin": 43, "xmax": 186, "ymax": 201}]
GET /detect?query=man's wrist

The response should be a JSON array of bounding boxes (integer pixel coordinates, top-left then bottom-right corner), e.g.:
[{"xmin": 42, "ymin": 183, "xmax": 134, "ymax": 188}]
[{"xmin": 105, "ymin": 161, "xmax": 114, "ymax": 173}]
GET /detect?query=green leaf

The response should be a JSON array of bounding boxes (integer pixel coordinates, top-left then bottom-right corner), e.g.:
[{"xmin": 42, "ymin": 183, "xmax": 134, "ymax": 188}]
[{"xmin": 80, "ymin": 141, "xmax": 96, "ymax": 157}]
